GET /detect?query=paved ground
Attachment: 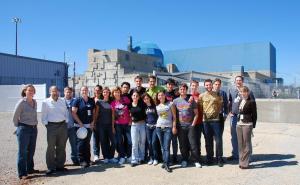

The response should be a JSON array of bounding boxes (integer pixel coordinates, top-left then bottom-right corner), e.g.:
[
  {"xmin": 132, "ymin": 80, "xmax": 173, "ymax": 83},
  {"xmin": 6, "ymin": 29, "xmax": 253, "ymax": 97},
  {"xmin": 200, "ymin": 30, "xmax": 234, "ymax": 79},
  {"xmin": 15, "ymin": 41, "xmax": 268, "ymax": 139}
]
[{"xmin": 0, "ymin": 112, "xmax": 299, "ymax": 185}]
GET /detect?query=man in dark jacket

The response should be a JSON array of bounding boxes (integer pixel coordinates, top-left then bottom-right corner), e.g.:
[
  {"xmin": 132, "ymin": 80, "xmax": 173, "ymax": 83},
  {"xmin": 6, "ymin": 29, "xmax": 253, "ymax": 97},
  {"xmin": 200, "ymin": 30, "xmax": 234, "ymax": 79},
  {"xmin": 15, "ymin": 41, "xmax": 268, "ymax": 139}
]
[{"xmin": 228, "ymin": 76, "xmax": 255, "ymax": 161}]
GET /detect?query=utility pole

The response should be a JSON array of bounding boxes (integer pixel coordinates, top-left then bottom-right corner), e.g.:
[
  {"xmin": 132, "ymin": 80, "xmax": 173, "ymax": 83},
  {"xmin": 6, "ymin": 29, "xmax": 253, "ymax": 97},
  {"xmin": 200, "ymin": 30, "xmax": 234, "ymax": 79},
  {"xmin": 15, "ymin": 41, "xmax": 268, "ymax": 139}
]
[
  {"xmin": 12, "ymin": 17, "xmax": 21, "ymax": 56},
  {"xmin": 73, "ymin": 61, "xmax": 76, "ymax": 97}
]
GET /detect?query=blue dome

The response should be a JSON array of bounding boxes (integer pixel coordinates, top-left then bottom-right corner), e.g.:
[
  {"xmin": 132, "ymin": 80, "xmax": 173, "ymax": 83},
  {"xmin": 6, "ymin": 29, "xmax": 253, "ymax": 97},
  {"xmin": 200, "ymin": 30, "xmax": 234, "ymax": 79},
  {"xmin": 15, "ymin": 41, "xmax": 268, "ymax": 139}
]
[{"xmin": 132, "ymin": 42, "xmax": 164, "ymax": 65}]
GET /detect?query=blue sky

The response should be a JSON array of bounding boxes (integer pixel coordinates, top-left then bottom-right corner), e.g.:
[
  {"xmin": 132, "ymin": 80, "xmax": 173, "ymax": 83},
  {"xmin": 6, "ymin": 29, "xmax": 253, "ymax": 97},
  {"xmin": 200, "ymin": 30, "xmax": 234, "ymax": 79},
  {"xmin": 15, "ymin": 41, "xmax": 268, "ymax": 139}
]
[{"xmin": 1, "ymin": 0, "xmax": 300, "ymax": 85}]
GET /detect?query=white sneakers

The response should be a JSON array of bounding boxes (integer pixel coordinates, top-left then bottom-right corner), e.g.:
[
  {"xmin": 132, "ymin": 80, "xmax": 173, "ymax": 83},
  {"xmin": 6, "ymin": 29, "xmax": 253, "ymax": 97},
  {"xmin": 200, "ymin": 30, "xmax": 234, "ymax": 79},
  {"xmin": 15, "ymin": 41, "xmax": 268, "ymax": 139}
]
[
  {"xmin": 195, "ymin": 162, "xmax": 202, "ymax": 168},
  {"xmin": 181, "ymin": 161, "xmax": 188, "ymax": 168},
  {"xmin": 119, "ymin": 158, "xmax": 126, "ymax": 165},
  {"xmin": 148, "ymin": 159, "xmax": 154, "ymax": 165},
  {"xmin": 148, "ymin": 159, "xmax": 159, "ymax": 165},
  {"xmin": 93, "ymin": 155, "xmax": 100, "ymax": 162}
]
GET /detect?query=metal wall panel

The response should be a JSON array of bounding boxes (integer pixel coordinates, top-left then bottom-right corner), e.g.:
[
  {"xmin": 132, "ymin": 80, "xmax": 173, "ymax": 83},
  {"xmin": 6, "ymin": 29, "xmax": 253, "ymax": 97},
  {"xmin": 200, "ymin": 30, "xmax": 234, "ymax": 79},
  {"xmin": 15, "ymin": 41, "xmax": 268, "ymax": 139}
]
[
  {"xmin": 164, "ymin": 42, "xmax": 276, "ymax": 76},
  {"xmin": 0, "ymin": 53, "xmax": 68, "ymax": 94}
]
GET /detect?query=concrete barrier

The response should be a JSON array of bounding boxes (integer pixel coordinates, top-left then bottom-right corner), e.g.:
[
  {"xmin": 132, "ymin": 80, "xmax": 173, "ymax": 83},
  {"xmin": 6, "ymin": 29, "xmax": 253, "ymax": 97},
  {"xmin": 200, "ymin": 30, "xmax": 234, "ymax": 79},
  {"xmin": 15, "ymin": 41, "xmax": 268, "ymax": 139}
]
[{"xmin": 256, "ymin": 99, "xmax": 300, "ymax": 123}]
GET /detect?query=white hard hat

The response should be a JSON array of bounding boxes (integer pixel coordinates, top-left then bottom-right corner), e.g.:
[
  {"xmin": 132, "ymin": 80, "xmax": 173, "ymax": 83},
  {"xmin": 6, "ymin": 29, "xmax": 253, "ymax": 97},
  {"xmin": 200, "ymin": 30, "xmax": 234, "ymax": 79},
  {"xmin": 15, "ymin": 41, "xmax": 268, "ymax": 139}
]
[{"xmin": 76, "ymin": 127, "xmax": 88, "ymax": 139}]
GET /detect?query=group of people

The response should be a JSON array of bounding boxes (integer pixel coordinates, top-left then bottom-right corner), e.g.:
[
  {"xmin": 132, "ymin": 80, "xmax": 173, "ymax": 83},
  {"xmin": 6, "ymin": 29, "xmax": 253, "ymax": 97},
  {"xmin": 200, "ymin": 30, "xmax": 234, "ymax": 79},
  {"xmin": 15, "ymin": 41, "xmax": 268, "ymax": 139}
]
[{"xmin": 13, "ymin": 75, "xmax": 257, "ymax": 180}]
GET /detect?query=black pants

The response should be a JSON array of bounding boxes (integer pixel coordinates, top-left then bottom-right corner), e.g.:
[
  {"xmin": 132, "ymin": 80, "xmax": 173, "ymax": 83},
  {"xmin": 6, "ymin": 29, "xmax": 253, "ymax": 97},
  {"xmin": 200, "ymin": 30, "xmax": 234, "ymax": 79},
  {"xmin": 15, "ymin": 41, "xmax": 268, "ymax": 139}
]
[
  {"xmin": 98, "ymin": 125, "xmax": 115, "ymax": 159},
  {"xmin": 115, "ymin": 124, "xmax": 132, "ymax": 158},
  {"xmin": 76, "ymin": 127, "xmax": 92, "ymax": 163},
  {"xmin": 195, "ymin": 124, "xmax": 203, "ymax": 157},
  {"xmin": 178, "ymin": 125, "xmax": 200, "ymax": 162},
  {"xmin": 219, "ymin": 114, "xmax": 225, "ymax": 136}
]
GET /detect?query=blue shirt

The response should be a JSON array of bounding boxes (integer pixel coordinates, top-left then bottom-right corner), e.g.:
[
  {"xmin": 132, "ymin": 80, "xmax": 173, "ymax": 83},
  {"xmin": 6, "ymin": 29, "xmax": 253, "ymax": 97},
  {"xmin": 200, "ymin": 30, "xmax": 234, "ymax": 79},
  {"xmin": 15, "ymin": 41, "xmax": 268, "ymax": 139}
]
[
  {"xmin": 228, "ymin": 87, "xmax": 255, "ymax": 115},
  {"xmin": 65, "ymin": 98, "xmax": 75, "ymax": 128},
  {"xmin": 217, "ymin": 90, "xmax": 229, "ymax": 116},
  {"xmin": 72, "ymin": 97, "xmax": 95, "ymax": 124}
]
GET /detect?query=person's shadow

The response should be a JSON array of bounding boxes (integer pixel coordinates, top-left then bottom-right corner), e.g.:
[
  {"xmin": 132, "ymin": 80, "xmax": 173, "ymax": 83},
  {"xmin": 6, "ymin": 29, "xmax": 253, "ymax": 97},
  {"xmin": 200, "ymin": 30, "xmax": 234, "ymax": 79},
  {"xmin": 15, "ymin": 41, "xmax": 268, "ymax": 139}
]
[
  {"xmin": 27, "ymin": 162, "xmax": 125, "ymax": 180},
  {"xmin": 250, "ymin": 154, "xmax": 298, "ymax": 168}
]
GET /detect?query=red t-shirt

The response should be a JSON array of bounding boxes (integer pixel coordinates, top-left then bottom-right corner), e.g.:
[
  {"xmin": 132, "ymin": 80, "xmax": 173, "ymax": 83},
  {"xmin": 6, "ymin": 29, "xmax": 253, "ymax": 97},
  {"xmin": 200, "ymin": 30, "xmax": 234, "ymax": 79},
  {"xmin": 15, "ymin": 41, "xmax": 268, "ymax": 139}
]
[{"xmin": 191, "ymin": 92, "xmax": 203, "ymax": 124}]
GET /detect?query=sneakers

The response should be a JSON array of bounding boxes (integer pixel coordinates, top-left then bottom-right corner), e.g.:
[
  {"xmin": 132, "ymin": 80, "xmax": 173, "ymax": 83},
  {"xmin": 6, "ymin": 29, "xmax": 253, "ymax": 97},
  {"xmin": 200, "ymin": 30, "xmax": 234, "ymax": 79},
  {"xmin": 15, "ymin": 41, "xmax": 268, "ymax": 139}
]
[
  {"xmin": 218, "ymin": 158, "xmax": 224, "ymax": 167},
  {"xmin": 195, "ymin": 162, "xmax": 202, "ymax": 168},
  {"xmin": 103, "ymin": 158, "xmax": 109, "ymax": 164},
  {"xmin": 93, "ymin": 155, "xmax": 100, "ymax": 162},
  {"xmin": 181, "ymin": 161, "xmax": 188, "ymax": 168},
  {"xmin": 148, "ymin": 159, "xmax": 154, "ymax": 165},
  {"xmin": 119, "ymin": 158, "xmax": 126, "ymax": 165},
  {"xmin": 131, "ymin": 161, "xmax": 138, "ymax": 167},
  {"xmin": 164, "ymin": 165, "xmax": 172, "ymax": 173},
  {"xmin": 153, "ymin": 160, "xmax": 159, "ymax": 166},
  {"xmin": 109, "ymin": 158, "xmax": 118, "ymax": 163}
]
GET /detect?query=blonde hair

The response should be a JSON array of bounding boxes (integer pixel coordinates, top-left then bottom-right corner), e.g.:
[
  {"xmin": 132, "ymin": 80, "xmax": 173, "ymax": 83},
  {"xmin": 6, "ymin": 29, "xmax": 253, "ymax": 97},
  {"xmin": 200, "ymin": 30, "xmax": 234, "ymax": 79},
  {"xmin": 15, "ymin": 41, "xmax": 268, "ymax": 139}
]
[{"xmin": 240, "ymin": 86, "xmax": 249, "ymax": 92}]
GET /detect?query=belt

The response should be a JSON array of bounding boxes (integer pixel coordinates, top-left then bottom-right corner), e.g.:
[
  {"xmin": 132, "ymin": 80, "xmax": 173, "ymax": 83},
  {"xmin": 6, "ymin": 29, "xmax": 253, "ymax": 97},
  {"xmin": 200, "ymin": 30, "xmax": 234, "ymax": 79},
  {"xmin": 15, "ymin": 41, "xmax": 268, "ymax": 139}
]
[
  {"xmin": 48, "ymin": 120, "xmax": 65, "ymax": 124},
  {"xmin": 146, "ymin": 124, "xmax": 156, "ymax": 128},
  {"xmin": 18, "ymin": 122, "xmax": 37, "ymax": 128},
  {"xmin": 156, "ymin": 126, "xmax": 171, "ymax": 129}
]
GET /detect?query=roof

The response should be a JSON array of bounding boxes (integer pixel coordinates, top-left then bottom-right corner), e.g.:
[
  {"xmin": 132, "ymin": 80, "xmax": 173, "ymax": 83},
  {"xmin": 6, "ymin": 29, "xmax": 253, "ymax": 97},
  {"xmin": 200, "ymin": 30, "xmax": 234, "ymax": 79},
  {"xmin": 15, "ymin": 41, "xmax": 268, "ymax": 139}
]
[{"xmin": 0, "ymin": 52, "xmax": 67, "ymax": 66}]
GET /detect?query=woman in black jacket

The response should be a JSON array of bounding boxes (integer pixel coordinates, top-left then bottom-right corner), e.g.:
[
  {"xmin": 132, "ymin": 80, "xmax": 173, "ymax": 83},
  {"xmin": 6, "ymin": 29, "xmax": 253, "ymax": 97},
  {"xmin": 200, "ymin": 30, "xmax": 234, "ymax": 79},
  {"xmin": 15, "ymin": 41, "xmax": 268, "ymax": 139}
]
[{"xmin": 236, "ymin": 86, "xmax": 257, "ymax": 169}]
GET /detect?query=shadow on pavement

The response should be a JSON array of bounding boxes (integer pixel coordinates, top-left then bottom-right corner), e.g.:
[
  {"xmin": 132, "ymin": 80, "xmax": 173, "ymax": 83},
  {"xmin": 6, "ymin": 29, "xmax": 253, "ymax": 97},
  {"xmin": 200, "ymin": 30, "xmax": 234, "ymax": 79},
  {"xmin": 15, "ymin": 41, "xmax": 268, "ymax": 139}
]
[
  {"xmin": 250, "ymin": 153, "xmax": 298, "ymax": 168},
  {"xmin": 251, "ymin": 154, "xmax": 295, "ymax": 161},
  {"xmin": 27, "ymin": 163, "xmax": 125, "ymax": 180}
]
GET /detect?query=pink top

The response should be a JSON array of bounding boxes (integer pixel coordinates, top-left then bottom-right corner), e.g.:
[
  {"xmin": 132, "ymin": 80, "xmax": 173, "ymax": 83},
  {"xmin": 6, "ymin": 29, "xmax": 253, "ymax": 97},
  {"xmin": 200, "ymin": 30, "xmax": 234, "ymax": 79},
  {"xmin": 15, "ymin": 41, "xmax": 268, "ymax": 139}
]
[{"xmin": 111, "ymin": 97, "xmax": 131, "ymax": 125}]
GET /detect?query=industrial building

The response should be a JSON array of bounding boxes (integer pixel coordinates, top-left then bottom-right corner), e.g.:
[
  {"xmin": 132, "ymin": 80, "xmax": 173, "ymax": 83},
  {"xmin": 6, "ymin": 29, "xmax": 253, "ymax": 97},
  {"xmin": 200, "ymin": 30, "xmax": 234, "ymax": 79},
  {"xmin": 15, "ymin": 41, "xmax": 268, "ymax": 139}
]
[
  {"xmin": 70, "ymin": 38, "xmax": 279, "ymax": 98},
  {"xmin": 164, "ymin": 42, "xmax": 276, "ymax": 78},
  {"xmin": 0, "ymin": 52, "xmax": 68, "ymax": 94}
]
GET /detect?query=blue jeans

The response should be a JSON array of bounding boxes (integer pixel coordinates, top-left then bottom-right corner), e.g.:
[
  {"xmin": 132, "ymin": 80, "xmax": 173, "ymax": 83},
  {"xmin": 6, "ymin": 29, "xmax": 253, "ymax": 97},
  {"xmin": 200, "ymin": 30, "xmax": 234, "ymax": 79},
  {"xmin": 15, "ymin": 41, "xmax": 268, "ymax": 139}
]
[
  {"xmin": 76, "ymin": 127, "xmax": 92, "ymax": 163},
  {"xmin": 156, "ymin": 127, "xmax": 172, "ymax": 165},
  {"xmin": 115, "ymin": 124, "xmax": 132, "ymax": 158},
  {"xmin": 68, "ymin": 127, "xmax": 78, "ymax": 163},
  {"xmin": 230, "ymin": 115, "xmax": 239, "ymax": 158},
  {"xmin": 16, "ymin": 125, "xmax": 37, "ymax": 177},
  {"xmin": 92, "ymin": 130, "xmax": 100, "ymax": 156},
  {"xmin": 203, "ymin": 121, "xmax": 223, "ymax": 160},
  {"xmin": 146, "ymin": 125, "xmax": 158, "ymax": 160},
  {"xmin": 131, "ymin": 123, "xmax": 146, "ymax": 163}
]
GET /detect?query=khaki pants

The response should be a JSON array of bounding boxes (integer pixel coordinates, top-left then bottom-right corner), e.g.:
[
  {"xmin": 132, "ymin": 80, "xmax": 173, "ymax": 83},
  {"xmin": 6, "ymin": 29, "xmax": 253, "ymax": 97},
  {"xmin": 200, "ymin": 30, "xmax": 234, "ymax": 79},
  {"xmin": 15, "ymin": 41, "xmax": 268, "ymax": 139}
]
[
  {"xmin": 46, "ymin": 122, "xmax": 68, "ymax": 170},
  {"xmin": 236, "ymin": 124, "xmax": 253, "ymax": 168}
]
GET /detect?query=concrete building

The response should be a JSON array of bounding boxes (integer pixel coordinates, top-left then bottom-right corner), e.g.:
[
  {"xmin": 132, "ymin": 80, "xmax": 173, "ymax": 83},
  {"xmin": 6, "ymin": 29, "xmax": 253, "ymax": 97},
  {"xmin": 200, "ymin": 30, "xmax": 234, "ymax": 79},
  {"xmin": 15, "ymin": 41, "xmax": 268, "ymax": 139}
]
[
  {"xmin": 70, "ymin": 46, "xmax": 166, "ymax": 95},
  {"xmin": 0, "ymin": 52, "xmax": 68, "ymax": 94}
]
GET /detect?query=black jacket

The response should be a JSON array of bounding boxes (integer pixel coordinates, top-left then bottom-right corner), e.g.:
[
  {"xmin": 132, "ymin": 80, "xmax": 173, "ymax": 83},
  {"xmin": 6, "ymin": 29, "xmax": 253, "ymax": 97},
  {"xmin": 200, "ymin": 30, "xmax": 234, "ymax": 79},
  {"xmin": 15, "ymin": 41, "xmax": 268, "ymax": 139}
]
[{"xmin": 238, "ymin": 97, "xmax": 257, "ymax": 128}]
